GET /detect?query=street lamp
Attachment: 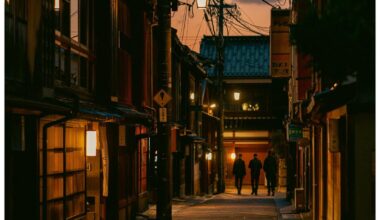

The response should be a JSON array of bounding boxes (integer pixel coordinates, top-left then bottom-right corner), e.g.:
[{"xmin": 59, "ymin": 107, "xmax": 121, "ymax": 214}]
[
  {"xmin": 234, "ymin": 92, "xmax": 240, "ymax": 101},
  {"xmin": 230, "ymin": 152, "xmax": 236, "ymax": 160},
  {"xmin": 206, "ymin": 152, "xmax": 213, "ymax": 160},
  {"xmin": 190, "ymin": 92, "xmax": 195, "ymax": 101},
  {"xmin": 196, "ymin": 0, "xmax": 208, "ymax": 9},
  {"xmin": 86, "ymin": 130, "xmax": 97, "ymax": 156}
]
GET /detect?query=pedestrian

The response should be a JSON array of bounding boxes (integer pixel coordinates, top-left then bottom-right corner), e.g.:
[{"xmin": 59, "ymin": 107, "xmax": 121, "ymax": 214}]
[
  {"xmin": 233, "ymin": 153, "xmax": 246, "ymax": 195},
  {"xmin": 248, "ymin": 153, "xmax": 262, "ymax": 195},
  {"xmin": 263, "ymin": 150, "xmax": 277, "ymax": 196}
]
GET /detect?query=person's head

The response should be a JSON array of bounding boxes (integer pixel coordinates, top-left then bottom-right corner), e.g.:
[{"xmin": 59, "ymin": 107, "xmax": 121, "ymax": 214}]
[
  {"xmin": 238, "ymin": 154, "xmax": 242, "ymax": 159},
  {"xmin": 253, "ymin": 153, "xmax": 258, "ymax": 158}
]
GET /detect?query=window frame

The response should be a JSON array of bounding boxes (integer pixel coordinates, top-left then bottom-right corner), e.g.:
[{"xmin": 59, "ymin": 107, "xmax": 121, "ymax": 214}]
[{"xmin": 54, "ymin": 0, "xmax": 94, "ymax": 93}]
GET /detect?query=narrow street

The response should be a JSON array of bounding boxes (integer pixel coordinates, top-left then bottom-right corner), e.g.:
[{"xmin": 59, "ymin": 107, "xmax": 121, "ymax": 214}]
[
  {"xmin": 142, "ymin": 186, "xmax": 303, "ymax": 220},
  {"xmin": 173, "ymin": 187, "xmax": 278, "ymax": 220}
]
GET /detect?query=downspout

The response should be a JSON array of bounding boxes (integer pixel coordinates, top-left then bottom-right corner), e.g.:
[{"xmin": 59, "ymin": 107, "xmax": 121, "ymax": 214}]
[{"xmin": 42, "ymin": 96, "xmax": 78, "ymax": 220}]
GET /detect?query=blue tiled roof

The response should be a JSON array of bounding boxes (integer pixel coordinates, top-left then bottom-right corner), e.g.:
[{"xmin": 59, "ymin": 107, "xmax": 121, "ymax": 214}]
[{"xmin": 199, "ymin": 36, "xmax": 270, "ymax": 77}]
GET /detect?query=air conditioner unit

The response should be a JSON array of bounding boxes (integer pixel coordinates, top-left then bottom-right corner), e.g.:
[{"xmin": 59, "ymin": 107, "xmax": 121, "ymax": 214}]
[{"xmin": 294, "ymin": 188, "xmax": 305, "ymax": 212}]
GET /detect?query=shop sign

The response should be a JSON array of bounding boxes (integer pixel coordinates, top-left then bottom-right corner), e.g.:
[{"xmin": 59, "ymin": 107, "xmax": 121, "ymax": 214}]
[{"xmin": 287, "ymin": 123, "xmax": 303, "ymax": 142}]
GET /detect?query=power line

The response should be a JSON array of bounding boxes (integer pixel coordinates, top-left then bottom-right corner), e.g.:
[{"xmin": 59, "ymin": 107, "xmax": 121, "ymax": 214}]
[
  {"xmin": 226, "ymin": 10, "xmax": 267, "ymax": 35},
  {"xmin": 192, "ymin": 15, "xmax": 205, "ymax": 50},
  {"xmin": 236, "ymin": 6, "xmax": 270, "ymax": 30}
]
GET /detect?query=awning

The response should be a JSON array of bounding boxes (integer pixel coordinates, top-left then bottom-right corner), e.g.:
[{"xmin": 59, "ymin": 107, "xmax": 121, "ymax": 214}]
[
  {"xmin": 6, "ymin": 95, "xmax": 156, "ymax": 125},
  {"xmin": 113, "ymin": 105, "xmax": 154, "ymax": 126},
  {"xmin": 307, "ymin": 82, "xmax": 356, "ymax": 118},
  {"xmin": 181, "ymin": 134, "xmax": 206, "ymax": 143}
]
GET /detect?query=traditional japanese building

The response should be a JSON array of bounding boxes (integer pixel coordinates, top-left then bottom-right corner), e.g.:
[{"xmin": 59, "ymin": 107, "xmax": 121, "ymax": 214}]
[
  {"xmin": 5, "ymin": 1, "xmax": 155, "ymax": 219},
  {"xmin": 200, "ymin": 36, "xmax": 288, "ymax": 187}
]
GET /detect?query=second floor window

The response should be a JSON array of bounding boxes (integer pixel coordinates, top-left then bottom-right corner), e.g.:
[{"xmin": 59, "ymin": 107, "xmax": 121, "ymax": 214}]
[
  {"xmin": 54, "ymin": 0, "xmax": 93, "ymax": 92},
  {"xmin": 5, "ymin": 0, "xmax": 27, "ymax": 82}
]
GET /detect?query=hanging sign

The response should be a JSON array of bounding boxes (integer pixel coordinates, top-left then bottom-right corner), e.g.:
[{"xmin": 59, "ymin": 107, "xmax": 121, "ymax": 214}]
[{"xmin": 159, "ymin": 108, "xmax": 167, "ymax": 122}]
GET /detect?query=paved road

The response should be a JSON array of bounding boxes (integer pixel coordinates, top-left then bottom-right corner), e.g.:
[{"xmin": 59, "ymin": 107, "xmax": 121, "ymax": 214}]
[{"xmin": 172, "ymin": 187, "xmax": 279, "ymax": 220}]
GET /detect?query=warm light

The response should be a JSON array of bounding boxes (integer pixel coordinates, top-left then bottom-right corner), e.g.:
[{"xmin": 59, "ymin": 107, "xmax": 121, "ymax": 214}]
[
  {"xmin": 86, "ymin": 131, "xmax": 97, "ymax": 156},
  {"xmin": 190, "ymin": 92, "xmax": 195, "ymax": 100},
  {"xmin": 54, "ymin": 0, "xmax": 60, "ymax": 11},
  {"xmin": 206, "ymin": 152, "xmax": 212, "ymax": 161},
  {"xmin": 196, "ymin": 0, "xmax": 208, "ymax": 9},
  {"xmin": 242, "ymin": 103, "xmax": 248, "ymax": 111},
  {"xmin": 6, "ymin": 0, "xmax": 10, "ymax": 4},
  {"xmin": 234, "ymin": 92, "xmax": 240, "ymax": 101},
  {"xmin": 231, "ymin": 152, "xmax": 236, "ymax": 160},
  {"xmin": 210, "ymin": 103, "xmax": 216, "ymax": 108}
]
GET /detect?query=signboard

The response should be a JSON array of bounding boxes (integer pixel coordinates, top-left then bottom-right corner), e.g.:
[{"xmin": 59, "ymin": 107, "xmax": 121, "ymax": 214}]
[
  {"xmin": 159, "ymin": 108, "xmax": 167, "ymax": 122},
  {"xmin": 270, "ymin": 9, "xmax": 291, "ymax": 78},
  {"xmin": 154, "ymin": 89, "xmax": 172, "ymax": 107},
  {"xmin": 287, "ymin": 123, "xmax": 303, "ymax": 142}
]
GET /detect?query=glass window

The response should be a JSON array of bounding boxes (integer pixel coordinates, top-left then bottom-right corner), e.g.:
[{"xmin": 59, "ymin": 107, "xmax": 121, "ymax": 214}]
[
  {"xmin": 70, "ymin": 0, "xmax": 79, "ymax": 41},
  {"xmin": 70, "ymin": 53, "xmax": 80, "ymax": 86}
]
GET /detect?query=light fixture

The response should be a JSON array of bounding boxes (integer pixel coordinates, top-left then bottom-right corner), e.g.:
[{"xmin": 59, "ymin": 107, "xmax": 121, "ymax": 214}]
[
  {"xmin": 54, "ymin": 0, "xmax": 60, "ymax": 11},
  {"xmin": 210, "ymin": 103, "xmax": 216, "ymax": 108},
  {"xmin": 230, "ymin": 152, "xmax": 236, "ymax": 160},
  {"xmin": 233, "ymin": 92, "xmax": 240, "ymax": 101},
  {"xmin": 190, "ymin": 92, "xmax": 195, "ymax": 101},
  {"xmin": 196, "ymin": 0, "xmax": 208, "ymax": 9},
  {"xmin": 242, "ymin": 103, "xmax": 248, "ymax": 111},
  {"xmin": 86, "ymin": 130, "xmax": 97, "ymax": 156},
  {"xmin": 206, "ymin": 152, "xmax": 212, "ymax": 161}
]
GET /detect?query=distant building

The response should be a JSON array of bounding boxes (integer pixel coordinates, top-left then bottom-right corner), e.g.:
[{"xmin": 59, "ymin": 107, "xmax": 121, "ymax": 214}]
[{"xmin": 200, "ymin": 36, "xmax": 288, "ymax": 187}]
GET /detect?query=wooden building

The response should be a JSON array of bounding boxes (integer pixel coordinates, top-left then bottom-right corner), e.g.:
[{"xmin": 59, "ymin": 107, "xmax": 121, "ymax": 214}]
[
  {"xmin": 287, "ymin": 0, "xmax": 375, "ymax": 219},
  {"xmin": 5, "ymin": 0, "xmax": 155, "ymax": 219},
  {"xmin": 200, "ymin": 36, "xmax": 288, "ymax": 188}
]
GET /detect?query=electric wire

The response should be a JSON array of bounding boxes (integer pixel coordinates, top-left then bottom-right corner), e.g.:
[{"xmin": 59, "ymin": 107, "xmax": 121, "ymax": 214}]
[
  {"xmin": 226, "ymin": 10, "xmax": 267, "ymax": 35},
  {"xmin": 192, "ymin": 15, "xmax": 205, "ymax": 50},
  {"xmin": 237, "ymin": 6, "xmax": 270, "ymax": 30}
]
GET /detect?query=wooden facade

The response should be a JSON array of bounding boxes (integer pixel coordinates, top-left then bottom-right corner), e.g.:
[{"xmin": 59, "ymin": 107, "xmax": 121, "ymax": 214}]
[
  {"xmin": 288, "ymin": 0, "xmax": 375, "ymax": 219},
  {"xmin": 5, "ymin": 1, "xmax": 155, "ymax": 220}
]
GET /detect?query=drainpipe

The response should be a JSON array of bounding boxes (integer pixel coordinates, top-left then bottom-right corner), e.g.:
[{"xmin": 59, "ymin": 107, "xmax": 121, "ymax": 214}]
[{"xmin": 42, "ymin": 96, "xmax": 78, "ymax": 220}]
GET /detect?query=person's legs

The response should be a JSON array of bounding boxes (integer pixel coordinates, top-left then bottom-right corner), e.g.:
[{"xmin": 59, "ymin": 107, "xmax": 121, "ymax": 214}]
[
  {"xmin": 235, "ymin": 175, "xmax": 239, "ymax": 194},
  {"xmin": 238, "ymin": 177, "xmax": 243, "ymax": 194},
  {"xmin": 271, "ymin": 175, "xmax": 276, "ymax": 196},
  {"xmin": 250, "ymin": 174, "xmax": 254, "ymax": 194},
  {"xmin": 254, "ymin": 176, "xmax": 259, "ymax": 195},
  {"xmin": 266, "ymin": 175, "xmax": 273, "ymax": 196}
]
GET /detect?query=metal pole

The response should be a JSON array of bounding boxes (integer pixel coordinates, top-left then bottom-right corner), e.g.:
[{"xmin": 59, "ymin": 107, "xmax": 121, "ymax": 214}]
[
  {"xmin": 217, "ymin": 0, "xmax": 226, "ymax": 193},
  {"xmin": 157, "ymin": 0, "xmax": 172, "ymax": 219}
]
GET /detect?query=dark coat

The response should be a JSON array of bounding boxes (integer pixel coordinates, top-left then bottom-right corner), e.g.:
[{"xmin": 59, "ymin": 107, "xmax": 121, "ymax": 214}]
[
  {"xmin": 263, "ymin": 155, "xmax": 277, "ymax": 177},
  {"xmin": 248, "ymin": 158, "xmax": 262, "ymax": 178},
  {"xmin": 233, "ymin": 158, "xmax": 246, "ymax": 177}
]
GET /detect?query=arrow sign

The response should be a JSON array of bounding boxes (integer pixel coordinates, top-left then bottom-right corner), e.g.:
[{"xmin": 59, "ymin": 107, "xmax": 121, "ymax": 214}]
[{"xmin": 153, "ymin": 89, "xmax": 172, "ymax": 107}]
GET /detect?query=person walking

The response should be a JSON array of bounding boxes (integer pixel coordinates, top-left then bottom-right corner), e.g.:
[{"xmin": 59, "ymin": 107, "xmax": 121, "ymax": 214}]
[
  {"xmin": 233, "ymin": 153, "xmax": 246, "ymax": 195},
  {"xmin": 263, "ymin": 150, "xmax": 277, "ymax": 196},
  {"xmin": 248, "ymin": 153, "xmax": 262, "ymax": 195}
]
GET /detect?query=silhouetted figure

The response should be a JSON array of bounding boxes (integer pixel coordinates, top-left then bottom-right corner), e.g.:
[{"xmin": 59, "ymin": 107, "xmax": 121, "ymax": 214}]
[
  {"xmin": 248, "ymin": 153, "xmax": 262, "ymax": 195},
  {"xmin": 264, "ymin": 150, "xmax": 277, "ymax": 196},
  {"xmin": 233, "ymin": 154, "xmax": 246, "ymax": 195}
]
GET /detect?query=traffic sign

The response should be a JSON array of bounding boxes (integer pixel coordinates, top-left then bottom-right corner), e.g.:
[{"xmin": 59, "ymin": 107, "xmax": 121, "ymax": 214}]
[{"xmin": 154, "ymin": 89, "xmax": 172, "ymax": 107}]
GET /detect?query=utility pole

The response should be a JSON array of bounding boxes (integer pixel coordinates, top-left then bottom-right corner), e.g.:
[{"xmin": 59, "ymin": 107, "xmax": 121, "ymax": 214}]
[
  {"xmin": 216, "ymin": 0, "xmax": 225, "ymax": 193},
  {"xmin": 157, "ymin": 0, "xmax": 172, "ymax": 219},
  {"xmin": 215, "ymin": 0, "xmax": 234, "ymax": 194}
]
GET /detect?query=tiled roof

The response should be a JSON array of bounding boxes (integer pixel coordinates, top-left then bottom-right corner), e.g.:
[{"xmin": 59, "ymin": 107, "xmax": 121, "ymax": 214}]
[{"xmin": 199, "ymin": 36, "xmax": 270, "ymax": 78}]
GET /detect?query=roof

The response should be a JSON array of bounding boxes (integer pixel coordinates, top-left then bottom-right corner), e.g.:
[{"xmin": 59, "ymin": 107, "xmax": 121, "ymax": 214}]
[{"xmin": 199, "ymin": 36, "xmax": 270, "ymax": 78}]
